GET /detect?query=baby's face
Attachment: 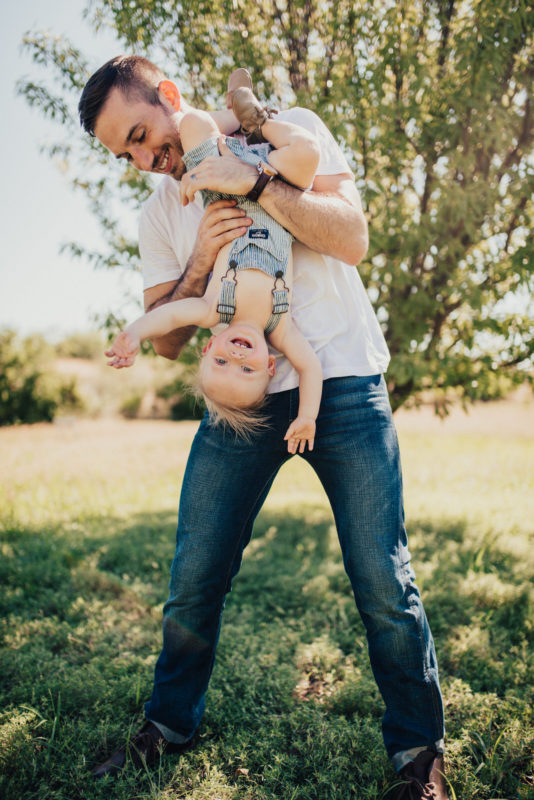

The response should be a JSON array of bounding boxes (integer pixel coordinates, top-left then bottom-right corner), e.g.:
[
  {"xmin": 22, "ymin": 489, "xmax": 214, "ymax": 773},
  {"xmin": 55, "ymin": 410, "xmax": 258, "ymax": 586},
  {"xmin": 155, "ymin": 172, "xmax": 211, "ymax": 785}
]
[{"xmin": 201, "ymin": 325, "xmax": 276, "ymax": 407}]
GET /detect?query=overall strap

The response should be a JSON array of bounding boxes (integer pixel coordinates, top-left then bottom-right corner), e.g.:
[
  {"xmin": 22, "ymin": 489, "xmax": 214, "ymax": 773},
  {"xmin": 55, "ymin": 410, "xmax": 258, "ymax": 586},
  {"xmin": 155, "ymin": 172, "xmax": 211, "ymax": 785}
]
[
  {"xmin": 217, "ymin": 262, "xmax": 238, "ymax": 324},
  {"xmin": 217, "ymin": 264, "xmax": 289, "ymax": 332},
  {"xmin": 264, "ymin": 271, "xmax": 289, "ymax": 335}
]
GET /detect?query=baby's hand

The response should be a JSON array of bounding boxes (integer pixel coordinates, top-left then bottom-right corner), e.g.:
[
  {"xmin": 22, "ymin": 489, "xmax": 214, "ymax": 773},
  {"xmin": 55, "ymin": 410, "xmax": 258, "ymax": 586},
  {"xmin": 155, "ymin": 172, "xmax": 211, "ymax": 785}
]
[
  {"xmin": 284, "ymin": 417, "xmax": 316, "ymax": 454},
  {"xmin": 105, "ymin": 330, "xmax": 140, "ymax": 369}
]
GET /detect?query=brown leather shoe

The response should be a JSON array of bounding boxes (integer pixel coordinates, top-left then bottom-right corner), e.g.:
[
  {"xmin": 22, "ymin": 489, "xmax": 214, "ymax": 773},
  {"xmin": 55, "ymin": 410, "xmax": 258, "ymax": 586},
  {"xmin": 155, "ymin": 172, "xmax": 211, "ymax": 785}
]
[
  {"xmin": 388, "ymin": 750, "xmax": 449, "ymax": 799},
  {"xmin": 231, "ymin": 86, "xmax": 279, "ymax": 144},
  {"xmin": 232, "ymin": 87, "xmax": 270, "ymax": 133},
  {"xmin": 226, "ymin": 67, "xmax": 253, "ymax": 109},
  {"xmin": 91, "ymin": 721, "xmax": 191, "ymax": 778}
]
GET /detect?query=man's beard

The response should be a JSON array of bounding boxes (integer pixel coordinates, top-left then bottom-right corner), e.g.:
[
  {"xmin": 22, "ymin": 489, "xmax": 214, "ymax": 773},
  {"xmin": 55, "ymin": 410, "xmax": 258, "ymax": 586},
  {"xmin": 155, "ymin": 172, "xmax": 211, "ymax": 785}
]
[
  {"xmin": 169, "ymin": 147, "xmax": 186, "ymax": 180},
  {"xmin": 166, "ymin": 130, "xmax": 186, "ymax": 181}
]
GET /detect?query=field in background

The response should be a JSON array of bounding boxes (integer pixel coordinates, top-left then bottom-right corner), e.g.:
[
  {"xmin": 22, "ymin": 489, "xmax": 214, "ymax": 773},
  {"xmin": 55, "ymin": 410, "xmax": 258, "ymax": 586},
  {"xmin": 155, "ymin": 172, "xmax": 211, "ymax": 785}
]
[
  {"xmin": 54, "ymin": 352, "xmax": 534, "ymax": 428},
  {"xmin": 54, "ymin": 354, "xmax": 183, "ymax": 419},
  {"xmin": 1, "ymin": 403, "xmax": 533, "ymax": 799}
]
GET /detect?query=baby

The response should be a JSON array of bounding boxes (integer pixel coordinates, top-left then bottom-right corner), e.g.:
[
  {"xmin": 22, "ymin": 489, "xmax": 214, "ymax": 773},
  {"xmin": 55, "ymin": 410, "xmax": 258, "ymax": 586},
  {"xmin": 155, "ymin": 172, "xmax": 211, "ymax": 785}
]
[{"xmin": 107, "ymin": 78, "xmax": 322, "ymax": 454}]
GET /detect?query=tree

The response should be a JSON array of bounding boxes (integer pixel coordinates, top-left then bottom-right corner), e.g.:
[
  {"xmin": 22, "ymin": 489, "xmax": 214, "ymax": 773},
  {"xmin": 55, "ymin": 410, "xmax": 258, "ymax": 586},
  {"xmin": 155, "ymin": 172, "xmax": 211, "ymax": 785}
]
[{"xmin": 19, "ymin": 0, "xmax": 534, "ymax": 412}]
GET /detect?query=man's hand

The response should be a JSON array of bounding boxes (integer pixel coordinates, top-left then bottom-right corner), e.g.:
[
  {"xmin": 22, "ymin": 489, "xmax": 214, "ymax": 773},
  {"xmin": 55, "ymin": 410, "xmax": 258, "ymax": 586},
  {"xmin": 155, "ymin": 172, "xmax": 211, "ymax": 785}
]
[
  {"xmin": 105, "ymin": 330, "xmax": 140, "ymax": 369},
  {"xmin": 284, "ymin": 417, "xmax": 316, "ymax": 454},
  {"xmin": 188, "ymin": 199, "xmax": 252, "ymax": 274},
  {"xmin": 180, "ymin": 137, "xmax": 257, "ymax": 205}
]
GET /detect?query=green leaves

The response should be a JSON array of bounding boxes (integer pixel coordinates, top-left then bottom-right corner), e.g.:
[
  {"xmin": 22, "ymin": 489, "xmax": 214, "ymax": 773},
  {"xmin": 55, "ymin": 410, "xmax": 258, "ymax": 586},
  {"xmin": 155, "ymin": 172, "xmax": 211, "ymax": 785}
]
[
  {"xmin": 18, "ymin": 0, "xmax": 534, "ymax": 409},
  {"xmin": 0, "ymin": 331, "xmax": 82, "ymax": 425}
]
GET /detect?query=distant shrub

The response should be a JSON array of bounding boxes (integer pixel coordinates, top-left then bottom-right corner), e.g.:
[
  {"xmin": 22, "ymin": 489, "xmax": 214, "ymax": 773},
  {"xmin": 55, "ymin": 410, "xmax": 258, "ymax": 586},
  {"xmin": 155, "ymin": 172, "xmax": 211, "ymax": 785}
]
[
  {"xmin": 158, "ymin": 377, "xmax": 205, "ymax": 421},
  {"xmin": 154, "ymin": 331, "xmax": 208, "ymax": 421},
  {"xmin": 170, "ymin": 393, "xmax": 205, "ymax": 421},
  {"xmin": 120, "ymin": 393, "xmax": 143, "ymax": 419},
  {"xmin": 55, "ymin": 331, "xmax": 104, "ymax": 359},
  {"xmin": 0, "ymin": 330, "xmax": 82, "ymax": 426}
]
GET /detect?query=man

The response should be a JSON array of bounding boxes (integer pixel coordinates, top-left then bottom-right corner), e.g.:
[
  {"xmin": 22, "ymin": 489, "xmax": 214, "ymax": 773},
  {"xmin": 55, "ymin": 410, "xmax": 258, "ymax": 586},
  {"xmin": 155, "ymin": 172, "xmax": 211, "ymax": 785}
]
[{"xmin": 79, "ymin": 55, "xmax": 448, "ymax": 799}]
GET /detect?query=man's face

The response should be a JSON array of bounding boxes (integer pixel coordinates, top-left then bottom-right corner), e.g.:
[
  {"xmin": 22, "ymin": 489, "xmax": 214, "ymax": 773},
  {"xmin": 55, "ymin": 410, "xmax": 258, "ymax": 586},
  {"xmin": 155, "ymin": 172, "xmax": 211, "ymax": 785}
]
[{"xmin": 94, "ymin": 86, "xmax": 185, "ymax": 179}]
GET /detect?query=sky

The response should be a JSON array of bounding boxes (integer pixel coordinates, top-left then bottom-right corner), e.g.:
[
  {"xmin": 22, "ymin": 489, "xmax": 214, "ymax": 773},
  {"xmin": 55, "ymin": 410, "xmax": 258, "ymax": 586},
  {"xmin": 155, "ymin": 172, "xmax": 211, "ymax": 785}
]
[{"xmin": 1, "ymin": 0, "xmax": 143, "ymax": 338}]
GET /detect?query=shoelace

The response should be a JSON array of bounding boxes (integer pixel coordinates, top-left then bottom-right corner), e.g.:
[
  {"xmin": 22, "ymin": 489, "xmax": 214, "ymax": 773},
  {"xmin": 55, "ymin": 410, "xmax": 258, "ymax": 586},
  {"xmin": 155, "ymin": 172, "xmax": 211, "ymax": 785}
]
[{"xmin": 392, "ymin": 776, "xmax": 438, "ymax": 800}]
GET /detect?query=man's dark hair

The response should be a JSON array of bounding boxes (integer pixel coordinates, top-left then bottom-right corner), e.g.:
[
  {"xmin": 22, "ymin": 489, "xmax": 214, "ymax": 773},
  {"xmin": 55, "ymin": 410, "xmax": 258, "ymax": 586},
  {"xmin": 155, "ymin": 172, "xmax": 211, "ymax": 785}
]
[{"xmin": 78, "ymin": 55, "xmax": 166, "ymax": 136}]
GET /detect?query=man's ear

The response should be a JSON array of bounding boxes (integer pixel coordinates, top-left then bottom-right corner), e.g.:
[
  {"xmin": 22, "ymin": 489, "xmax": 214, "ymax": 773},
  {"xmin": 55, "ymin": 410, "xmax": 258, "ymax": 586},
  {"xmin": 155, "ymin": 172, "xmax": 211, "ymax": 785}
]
[
  {"xmin": 202, "ymin": 336, "xmax": 214, "ymax": 355},
  {"xmin": 158, "ymin": 80, "xmax": 181, "ymax": 111},
  {"xmin": 267, "ymin": 355, "xmax": 276, "ymax": 376}
]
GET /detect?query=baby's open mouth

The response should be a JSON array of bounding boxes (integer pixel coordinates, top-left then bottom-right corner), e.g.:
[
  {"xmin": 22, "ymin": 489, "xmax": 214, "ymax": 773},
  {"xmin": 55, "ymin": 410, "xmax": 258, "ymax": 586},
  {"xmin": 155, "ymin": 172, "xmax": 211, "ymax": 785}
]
[{"xmin": 231, "ymin": 337, "xmax": 252, "ymax": 348}]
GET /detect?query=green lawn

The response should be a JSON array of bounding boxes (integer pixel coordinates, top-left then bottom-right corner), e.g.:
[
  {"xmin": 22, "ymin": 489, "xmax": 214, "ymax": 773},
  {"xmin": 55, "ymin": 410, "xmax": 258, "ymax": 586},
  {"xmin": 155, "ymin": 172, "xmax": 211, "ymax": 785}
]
[{"xmin": 0, "ymin": 418, "xmax": 532, "ymax": 799}]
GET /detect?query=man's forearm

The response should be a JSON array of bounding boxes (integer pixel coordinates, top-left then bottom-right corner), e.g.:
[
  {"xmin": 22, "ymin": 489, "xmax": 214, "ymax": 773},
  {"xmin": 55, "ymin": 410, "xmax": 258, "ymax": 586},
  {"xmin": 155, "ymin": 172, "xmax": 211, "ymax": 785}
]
[
  {"xmin": 179, "ymin": 144, "xmax": 368, "ymax": 265},
  {"xmin": 258, "ymin": 177, "xmax": 368, "ymax": 266},
  {"xmin": 144, "ymin": 257, "xmax": 210, "ymax": 359}
]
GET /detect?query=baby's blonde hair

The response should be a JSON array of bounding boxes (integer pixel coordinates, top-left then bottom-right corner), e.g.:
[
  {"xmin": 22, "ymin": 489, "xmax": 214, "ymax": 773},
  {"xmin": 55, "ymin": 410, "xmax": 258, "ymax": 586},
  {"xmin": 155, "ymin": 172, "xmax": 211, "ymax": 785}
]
[
  {"xmin": 203, "ymin": 395, "xmax": 269, "ymax": 438},
  {"xmin": 192, "ymin": 363, "xmax": 269, "ymax": 438}
]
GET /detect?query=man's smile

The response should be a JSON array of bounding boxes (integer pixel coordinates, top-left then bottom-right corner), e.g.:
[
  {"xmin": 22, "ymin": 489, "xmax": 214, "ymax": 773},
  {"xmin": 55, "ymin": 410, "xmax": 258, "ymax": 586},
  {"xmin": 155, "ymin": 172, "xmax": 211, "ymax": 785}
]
[{"xmin": 154, "ymin": 148, "xmax": 171, "ymax": 173}]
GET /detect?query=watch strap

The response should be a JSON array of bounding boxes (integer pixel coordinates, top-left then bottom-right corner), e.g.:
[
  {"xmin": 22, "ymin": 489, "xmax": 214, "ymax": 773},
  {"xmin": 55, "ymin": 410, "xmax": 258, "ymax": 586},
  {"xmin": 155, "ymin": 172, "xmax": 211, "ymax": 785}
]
[{"xmin": 246, "ymin": 163, "xmax": 276, "ymax": 202}]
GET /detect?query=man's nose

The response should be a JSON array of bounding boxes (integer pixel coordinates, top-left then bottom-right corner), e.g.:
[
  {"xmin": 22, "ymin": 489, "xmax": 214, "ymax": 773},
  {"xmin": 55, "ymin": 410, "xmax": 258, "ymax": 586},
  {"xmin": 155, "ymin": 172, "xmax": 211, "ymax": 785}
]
[{"xmin": 131, "ymin": 147, "xmax": 153, "ymax": 172}]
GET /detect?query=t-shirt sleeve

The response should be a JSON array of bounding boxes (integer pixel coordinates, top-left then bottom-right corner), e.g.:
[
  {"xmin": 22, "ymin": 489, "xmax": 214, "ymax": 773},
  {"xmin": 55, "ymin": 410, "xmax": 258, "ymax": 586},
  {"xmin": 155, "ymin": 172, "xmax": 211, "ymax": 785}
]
[
  {"xmin": 276, "ymin": 107, "xmax": 354, "ymax": 177},
  {"xmin": 139, "ymin": 190, "xmax": 184, "ymax": 291}
]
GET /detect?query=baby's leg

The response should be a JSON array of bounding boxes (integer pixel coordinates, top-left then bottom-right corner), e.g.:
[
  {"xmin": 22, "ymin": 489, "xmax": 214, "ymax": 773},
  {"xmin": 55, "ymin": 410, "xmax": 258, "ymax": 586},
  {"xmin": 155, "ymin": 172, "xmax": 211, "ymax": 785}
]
[
  {"xmin": 261, "ymin": 118, "xmax": 320, "ymax": 189},
  {"xmin": 232, "ymin": 88, "xmax": 319, "ymax": 189}
]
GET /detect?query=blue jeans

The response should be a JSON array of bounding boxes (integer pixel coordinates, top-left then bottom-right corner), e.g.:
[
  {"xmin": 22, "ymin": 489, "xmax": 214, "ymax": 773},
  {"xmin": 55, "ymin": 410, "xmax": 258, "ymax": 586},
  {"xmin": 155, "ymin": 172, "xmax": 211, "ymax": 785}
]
[{"xmin": 145, "ymin": 376, "xmax": 444, "ymax": 770}]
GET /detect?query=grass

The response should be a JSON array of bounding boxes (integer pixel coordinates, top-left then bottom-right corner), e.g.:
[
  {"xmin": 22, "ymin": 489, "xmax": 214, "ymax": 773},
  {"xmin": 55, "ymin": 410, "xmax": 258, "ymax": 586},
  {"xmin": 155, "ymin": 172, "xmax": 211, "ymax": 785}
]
[{"xmin": 0, "ymin": 417, "xmax": 533, "ymax": 799}]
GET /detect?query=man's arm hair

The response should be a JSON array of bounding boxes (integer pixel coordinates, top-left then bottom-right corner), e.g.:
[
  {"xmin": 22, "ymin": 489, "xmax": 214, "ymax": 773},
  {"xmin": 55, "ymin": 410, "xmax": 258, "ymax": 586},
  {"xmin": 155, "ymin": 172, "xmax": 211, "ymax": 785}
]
[{"xmin": 259, "ymin": 172, "xmax": 368, "ymax": 266}]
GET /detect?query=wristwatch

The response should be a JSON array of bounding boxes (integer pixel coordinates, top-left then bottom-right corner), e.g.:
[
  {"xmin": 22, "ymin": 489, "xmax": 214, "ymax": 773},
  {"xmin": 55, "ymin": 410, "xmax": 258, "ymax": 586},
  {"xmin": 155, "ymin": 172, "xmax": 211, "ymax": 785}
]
[{"xmin": 246, "ymin": 161, "xmax": 278, "ymax": 202}]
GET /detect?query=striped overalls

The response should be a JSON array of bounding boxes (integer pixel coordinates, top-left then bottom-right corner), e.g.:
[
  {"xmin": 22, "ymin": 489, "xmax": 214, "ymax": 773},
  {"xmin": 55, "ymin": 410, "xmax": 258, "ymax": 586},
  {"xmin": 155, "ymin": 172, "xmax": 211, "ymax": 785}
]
[{"xmin": 182, "ymin": 137, "xmax": 292, "ymax": 333}]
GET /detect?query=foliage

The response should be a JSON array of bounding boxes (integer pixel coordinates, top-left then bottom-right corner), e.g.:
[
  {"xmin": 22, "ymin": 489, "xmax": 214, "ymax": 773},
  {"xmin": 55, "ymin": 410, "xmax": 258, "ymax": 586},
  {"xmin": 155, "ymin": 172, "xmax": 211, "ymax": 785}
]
[
  {"xmin": 0, "ymin": 330, "xmax": 82, "ymax": 425},
  {"xmin": 119, "ymin": 391, "xmax": 143, "ymax": 418},
  {"xmin": 156, "ymin": 328, "xmax": 207, "ymax": 420},
  {"xmin": 0, "ymin": 419, "xmax": 533, "ymax": 798},
  {"xmin": 18, "ymin": 0, "xmax": 534, "ymax": 410},
  {"xmin": 161, "ymin": 378, "xmax": 206, "ymax": 420},
  {"xmin": 54, "ymin": 330, "xmax": 105, "ymax": 359}
]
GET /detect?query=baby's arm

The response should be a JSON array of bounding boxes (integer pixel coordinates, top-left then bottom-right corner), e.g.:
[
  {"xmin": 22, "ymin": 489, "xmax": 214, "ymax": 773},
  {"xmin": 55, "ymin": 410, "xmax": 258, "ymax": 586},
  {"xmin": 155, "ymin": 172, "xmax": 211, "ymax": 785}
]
[
  {"xmin": 106, "ymin": 297, "xmax": 214, "ymax": 369},
  {"xmin": 270, "ymin": 322, "xmax": 323, "ymax": 453}
]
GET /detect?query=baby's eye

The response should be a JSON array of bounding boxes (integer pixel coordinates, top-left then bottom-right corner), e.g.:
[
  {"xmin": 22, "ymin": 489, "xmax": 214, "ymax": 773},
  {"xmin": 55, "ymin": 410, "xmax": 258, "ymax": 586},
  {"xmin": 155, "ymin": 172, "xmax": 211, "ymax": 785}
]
[
  {"xmin": 241, "ymin": 366, "xmax": 254, "ymax": 373},
  {"xmin": 214, "ymin": 357, "xmax": 227, "ymax": 365},
  {"xmin": 136, "ymin": 131, "xmax": 146, "ymax": 143}
]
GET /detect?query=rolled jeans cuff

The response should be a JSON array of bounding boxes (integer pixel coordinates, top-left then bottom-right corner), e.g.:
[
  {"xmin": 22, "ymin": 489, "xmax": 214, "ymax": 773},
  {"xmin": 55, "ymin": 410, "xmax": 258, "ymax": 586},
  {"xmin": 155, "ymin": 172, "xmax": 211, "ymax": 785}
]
[
  {"xmin": 392, "ymin": 740, "xmax": 445, "ymax": 773},
  {"xmin": 147, "ymin": 718, "xmax": 191, "ymax": 745}
]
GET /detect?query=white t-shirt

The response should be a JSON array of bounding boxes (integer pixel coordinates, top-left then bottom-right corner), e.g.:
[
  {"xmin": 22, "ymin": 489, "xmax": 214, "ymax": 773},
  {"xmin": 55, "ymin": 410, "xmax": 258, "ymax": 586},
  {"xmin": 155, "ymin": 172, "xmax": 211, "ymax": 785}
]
[{"xmin": 139, "ymin": 107, "xmax": 390, "ymax": 393}]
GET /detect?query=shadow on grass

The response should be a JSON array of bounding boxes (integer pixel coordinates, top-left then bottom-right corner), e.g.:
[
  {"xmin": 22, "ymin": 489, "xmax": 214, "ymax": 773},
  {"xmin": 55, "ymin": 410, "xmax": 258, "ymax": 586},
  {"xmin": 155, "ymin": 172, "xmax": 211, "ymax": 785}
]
[{"xmin": 0, "ymin": 507, "xmax": 532, "ymax": 799}]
